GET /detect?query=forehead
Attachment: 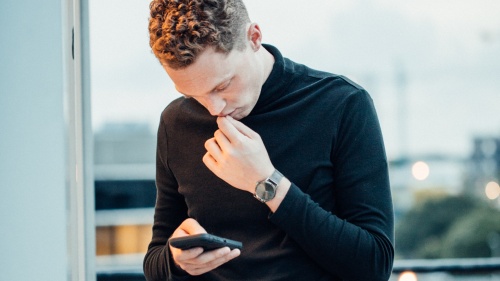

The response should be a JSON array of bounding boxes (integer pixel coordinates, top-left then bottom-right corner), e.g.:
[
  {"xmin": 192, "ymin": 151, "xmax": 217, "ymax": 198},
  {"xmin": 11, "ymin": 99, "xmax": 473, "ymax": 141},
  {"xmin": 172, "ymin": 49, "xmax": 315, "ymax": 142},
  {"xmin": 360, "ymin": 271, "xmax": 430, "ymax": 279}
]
[{"xmin": 164, "ymin": 48, "xmax": 243, "ymax": 96}]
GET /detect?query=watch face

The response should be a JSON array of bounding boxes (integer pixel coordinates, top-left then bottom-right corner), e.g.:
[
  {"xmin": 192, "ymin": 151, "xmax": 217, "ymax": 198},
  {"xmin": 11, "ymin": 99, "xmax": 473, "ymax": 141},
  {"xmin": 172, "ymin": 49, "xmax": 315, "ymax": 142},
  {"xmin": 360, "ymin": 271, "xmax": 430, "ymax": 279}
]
[{"xmin": 256, "ymin": 181, "xmax": 276, "ymax": 201}]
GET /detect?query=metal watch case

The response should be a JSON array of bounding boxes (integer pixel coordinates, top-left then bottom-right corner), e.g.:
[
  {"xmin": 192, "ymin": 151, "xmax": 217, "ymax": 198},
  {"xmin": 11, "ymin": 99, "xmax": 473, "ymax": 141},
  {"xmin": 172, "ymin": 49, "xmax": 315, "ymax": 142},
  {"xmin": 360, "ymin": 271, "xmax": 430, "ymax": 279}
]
[{"xmin": 254, "ymin": 170, "xmax": 284, "ymax": 203}]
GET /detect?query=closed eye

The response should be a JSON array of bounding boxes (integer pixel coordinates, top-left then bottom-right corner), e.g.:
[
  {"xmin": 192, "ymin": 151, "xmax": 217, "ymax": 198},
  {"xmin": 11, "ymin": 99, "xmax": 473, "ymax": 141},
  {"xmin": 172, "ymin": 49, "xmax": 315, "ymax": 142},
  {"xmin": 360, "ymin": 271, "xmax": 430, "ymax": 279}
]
[{"xmin": 214, "ymin": 79, "xmax": 232, "ymax": 93}]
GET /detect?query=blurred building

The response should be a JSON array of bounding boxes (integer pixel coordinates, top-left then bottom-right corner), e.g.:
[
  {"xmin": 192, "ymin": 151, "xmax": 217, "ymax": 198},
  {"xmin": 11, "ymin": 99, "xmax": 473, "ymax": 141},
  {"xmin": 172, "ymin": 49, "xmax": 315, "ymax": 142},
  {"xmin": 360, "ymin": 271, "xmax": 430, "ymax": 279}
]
[
  {"xmin": 93, "ymin": 123, "xmax": 157, "ymax": 257},
  {"xmin": 464, "ymin": 136, "xmax": 500, "ymax": 201},
  {"xmin": 389, "ymin": 155, "xmax": 466, "ymax": 222}
]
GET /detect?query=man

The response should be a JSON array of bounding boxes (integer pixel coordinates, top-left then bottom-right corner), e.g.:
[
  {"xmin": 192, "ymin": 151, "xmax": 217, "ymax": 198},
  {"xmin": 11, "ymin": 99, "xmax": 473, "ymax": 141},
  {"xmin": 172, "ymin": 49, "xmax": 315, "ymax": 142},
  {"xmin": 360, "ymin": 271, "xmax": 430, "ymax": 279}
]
[{"xmin": 144, "ymin": 0, "xmax": 394, "ymax": 280}]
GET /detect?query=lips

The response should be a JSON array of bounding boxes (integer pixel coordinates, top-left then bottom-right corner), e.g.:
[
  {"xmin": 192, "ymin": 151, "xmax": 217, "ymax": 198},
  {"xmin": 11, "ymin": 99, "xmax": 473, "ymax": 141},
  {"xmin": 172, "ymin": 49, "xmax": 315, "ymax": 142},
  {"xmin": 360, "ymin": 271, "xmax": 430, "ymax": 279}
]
[{"xmin": 223, "ymin": 109, "xmax": 236, "ymax": 118}]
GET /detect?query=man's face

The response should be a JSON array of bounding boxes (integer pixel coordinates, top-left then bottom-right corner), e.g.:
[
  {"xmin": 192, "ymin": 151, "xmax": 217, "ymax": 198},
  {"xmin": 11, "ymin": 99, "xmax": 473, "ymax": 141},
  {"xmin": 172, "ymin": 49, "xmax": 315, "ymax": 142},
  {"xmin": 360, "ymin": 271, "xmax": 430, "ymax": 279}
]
[{"xmin": 164, "ymin": 45, "xmax": 263, "ymax": 120}]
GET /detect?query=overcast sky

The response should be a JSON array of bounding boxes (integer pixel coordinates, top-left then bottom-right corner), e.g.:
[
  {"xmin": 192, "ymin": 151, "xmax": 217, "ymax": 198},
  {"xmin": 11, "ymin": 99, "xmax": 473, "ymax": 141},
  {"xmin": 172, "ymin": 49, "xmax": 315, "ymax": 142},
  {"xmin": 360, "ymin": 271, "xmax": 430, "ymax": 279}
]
[{"xmin": 89, "ymin": 0, "xmax": 500, "ymax": 159}]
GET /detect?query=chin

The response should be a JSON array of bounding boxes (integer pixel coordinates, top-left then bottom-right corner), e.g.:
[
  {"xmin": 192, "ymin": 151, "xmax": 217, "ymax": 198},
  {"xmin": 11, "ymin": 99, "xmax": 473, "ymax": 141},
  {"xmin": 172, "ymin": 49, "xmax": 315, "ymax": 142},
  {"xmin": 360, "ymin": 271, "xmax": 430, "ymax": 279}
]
[
  {"xmin": 230, "ymin": 109, "xmax": 249, "ymax": 120},
  {"xmin": 227, "ymin": 110, "xmax": 239, "ymax": 119},
  {"xmin": 230, "ymin": 114, "xmax": 244, "ymax": 120}
]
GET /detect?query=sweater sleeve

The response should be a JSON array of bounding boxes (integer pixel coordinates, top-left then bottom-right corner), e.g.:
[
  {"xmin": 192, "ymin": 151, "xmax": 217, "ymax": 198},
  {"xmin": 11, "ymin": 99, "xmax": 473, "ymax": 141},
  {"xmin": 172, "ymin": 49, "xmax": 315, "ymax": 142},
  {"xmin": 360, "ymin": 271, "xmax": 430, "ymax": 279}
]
[
  {"xmin": 269, "ymin": 90, "xmax": 394, "ymax": 281},
  {"xmin": 143, "ymin": 117, "xmax": 191, "ymax": 281}
]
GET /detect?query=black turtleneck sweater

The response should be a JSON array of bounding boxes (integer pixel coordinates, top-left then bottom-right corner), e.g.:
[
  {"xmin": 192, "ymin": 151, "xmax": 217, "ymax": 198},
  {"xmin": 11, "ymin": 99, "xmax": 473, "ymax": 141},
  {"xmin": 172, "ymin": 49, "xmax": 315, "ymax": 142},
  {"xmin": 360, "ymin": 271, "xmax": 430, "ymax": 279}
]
[{"xmin": 143, "ymin": 44, "xmax": 394, "ymax": 281}]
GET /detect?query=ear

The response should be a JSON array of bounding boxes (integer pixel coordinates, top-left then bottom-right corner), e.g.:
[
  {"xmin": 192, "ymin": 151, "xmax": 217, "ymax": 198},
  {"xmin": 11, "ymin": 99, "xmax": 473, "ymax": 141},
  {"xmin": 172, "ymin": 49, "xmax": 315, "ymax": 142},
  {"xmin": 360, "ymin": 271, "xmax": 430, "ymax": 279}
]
[{"xmin": 247, "ymin": 23, "xmax": 263, "ymax": 52}]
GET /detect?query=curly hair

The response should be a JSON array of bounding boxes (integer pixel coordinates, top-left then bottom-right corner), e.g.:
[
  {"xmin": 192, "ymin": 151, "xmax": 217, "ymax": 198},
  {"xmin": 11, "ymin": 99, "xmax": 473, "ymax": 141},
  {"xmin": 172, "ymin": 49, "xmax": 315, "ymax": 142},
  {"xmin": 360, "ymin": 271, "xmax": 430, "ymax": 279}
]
[{"xmin": 149, "ymin": 0, "xmax": 251, "ymax": 69}]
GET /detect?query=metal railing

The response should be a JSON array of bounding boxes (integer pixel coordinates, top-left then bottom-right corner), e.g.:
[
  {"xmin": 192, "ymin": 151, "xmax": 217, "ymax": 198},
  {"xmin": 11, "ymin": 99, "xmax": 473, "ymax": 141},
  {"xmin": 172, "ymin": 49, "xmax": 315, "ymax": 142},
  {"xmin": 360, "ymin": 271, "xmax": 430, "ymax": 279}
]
[
  {"xmin": 96, "ymin": 257, "xmax": 500, "ymax": 281},
  {"xmin": 390, "ymin": 258, "xmax": 500, "ymax": 281}
]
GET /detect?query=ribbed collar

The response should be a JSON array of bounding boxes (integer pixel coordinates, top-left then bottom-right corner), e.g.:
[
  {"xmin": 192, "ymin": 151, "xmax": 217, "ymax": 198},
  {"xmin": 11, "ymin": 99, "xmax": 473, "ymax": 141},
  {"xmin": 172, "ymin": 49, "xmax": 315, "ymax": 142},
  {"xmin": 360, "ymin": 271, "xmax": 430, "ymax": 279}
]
[{"xmin": 250, "ymin": 44, "xmax": 292, "ymax": 115}]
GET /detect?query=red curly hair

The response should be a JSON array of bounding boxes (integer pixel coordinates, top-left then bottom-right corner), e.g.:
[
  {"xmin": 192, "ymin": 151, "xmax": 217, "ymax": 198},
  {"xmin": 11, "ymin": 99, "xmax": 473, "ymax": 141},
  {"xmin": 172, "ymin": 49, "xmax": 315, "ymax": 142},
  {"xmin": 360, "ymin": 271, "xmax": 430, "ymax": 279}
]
[{"xmin": 149, "ymin": 0, "xmax": 251, "ymax": 69}]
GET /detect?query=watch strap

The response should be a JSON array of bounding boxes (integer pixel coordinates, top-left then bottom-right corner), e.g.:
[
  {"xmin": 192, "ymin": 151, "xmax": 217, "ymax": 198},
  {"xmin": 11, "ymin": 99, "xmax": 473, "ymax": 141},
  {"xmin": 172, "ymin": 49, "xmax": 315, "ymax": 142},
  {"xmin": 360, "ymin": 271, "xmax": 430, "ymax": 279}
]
[
  {"xmin": 254, "ymin": 169, "xmax": 284, "ymax": 203},
  {"xmin": 268, "ymin": 169, "xmax": 284, "ymax": 186}
]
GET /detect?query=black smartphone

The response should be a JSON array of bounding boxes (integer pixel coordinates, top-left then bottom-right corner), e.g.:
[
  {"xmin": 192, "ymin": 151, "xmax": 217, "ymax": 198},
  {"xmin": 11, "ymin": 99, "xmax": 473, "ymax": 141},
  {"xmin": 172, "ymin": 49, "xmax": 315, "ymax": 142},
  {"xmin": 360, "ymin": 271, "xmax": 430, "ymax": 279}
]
[{"xmin": 169, "ymin": 233, "xmax": 243, "ymax": 251}]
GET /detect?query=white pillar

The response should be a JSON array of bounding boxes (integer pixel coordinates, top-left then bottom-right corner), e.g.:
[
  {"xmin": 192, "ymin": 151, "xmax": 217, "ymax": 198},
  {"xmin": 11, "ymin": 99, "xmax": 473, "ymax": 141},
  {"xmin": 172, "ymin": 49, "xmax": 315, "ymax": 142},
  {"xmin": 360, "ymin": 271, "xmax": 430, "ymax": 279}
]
[{"xmin": 0, "ymin": 0, "xmax": 95, "ymax": 280}]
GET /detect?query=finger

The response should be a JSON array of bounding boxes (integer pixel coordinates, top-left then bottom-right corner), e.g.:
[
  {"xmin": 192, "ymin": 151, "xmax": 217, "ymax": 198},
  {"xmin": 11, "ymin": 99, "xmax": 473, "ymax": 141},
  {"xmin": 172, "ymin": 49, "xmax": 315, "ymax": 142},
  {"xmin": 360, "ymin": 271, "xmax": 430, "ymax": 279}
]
[
  {"xmin": 178, "ymin": 260, "xmax": 209, "ymax": 276},
  {"xmin": 202, "ymin": 152, "xmax": 218, "ymax": 173},
  {"xmin": 224, "ymin": 115, "xmax": 259, "ymax": 139},
  {"xmin": 203, "ymin": 249, "xmax": 241, "ymax": 271},
  {"xmin": 186, "ymin": 248, "xmax": 241, "ymax": 274},
  {"xmin": 179, "ymin": 218, "xmax": 207, "ymax": 235},
  {"xmin": 177, "ymin": 247, "xmax": 230, "ymax": 273},
  {"xmin": 204, "ymin": 137, "xmax": 222, "ymax": 160},
  {"xmin": 193, "ymin": 247, "xmax": 230, "ymax": 264},
  {"xmin": 185, "ymin": 266, "xmax": 209, "ymax": 276},
  {"xmin": 216, "ymin": 117, "xmax": 250, "ymax": 143},
  {"xmin": 181, "ymin": 247, "xmax": 241, "ymax": 275},
  {"xmin": 174, "ymin": 247, "xmax": 204, "ymax": 263},
  {"xmin": 214, "ymin": 129, "xmax": 231, "ymax": 152},
  {"xmin": 169, "ymin": 245, "xmax": 204, "ymax": 273}
]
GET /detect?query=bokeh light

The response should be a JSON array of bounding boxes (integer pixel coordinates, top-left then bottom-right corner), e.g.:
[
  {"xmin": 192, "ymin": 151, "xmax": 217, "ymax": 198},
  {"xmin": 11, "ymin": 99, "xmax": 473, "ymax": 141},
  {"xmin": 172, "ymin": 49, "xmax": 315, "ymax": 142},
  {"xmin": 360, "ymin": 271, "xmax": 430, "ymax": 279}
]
[
  {"xmin": 412, "ymin": 161, "xmax": 429, "ymax": 181},
  {"xmin": 485, "ymin": 181, "xmax": 500, "ymax": 200},
  {"xmin": 398, "ymin": 271, "xmax": 418, "ymax": 281}
]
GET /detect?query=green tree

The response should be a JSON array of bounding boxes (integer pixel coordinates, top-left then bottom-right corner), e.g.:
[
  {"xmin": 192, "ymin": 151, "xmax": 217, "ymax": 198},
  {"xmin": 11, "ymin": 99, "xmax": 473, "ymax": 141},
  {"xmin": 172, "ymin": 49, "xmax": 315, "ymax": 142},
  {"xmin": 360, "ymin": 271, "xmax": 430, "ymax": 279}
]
[
  {"xmin": 395, "ymin": 194, "xmax": 482, "ymax": 259},
  {"xmin": 441, "ymin": 207, "xmax": 500, "ymax": 258}
]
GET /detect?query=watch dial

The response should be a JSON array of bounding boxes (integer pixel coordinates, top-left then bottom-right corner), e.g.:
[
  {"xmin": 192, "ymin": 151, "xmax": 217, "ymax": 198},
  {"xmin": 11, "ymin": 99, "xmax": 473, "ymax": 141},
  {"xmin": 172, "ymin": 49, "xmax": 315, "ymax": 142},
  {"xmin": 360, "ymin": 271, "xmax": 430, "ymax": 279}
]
[{"xmin": 257, "ymin": 182, "xmax": 275, "ymax": 201}]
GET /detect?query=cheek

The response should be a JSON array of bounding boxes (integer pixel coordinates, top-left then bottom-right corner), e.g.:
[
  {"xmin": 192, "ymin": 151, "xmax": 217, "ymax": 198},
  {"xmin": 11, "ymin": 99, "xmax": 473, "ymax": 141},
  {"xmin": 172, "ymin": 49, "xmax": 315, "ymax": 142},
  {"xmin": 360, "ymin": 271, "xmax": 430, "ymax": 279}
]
[
  {"xmin": 226, "ymin": 84, "xmax": 247, "ymax": 103},
  {"xmin": 234, "ymin": 88, "xmax": 256, "ymax": 106},
  {"xmin": 237, "ymin": 79, "xmax": 260, "ymax": 102}
]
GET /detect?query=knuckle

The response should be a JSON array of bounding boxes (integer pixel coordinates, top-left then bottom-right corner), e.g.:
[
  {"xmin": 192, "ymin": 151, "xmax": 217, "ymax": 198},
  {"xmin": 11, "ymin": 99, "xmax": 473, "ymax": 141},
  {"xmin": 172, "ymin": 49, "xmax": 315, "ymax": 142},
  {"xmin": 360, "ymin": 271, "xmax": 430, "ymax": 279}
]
[
  {"xmin": 225, "ymin": 147, "xmax": 236, "ymax": 156},
  {"xmin": 178, "ymin": 263, "xmax": 188, "ymax": 271},
  {"xmin": 204, "ymin": 138, "xmax": 213, "ymax": 149},
  {"xmin": 232, "ymin": 135, "xmax": 244, "ymax": 145},
  {"xmin": 214, "ymin": 130, "xmax": 223, "ymax": 138},
  {"xmin": 202, "ymin": 153, "xmax": 209, "ymax": 162}
]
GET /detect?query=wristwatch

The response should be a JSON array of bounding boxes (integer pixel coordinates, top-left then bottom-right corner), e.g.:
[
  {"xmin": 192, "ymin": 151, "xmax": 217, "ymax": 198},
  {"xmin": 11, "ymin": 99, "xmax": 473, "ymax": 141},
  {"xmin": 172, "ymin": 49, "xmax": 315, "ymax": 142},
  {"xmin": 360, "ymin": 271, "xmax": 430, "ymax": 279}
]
[{"xmin": 254, "ymin": 169, "xmax": 284, "ymax": 203}]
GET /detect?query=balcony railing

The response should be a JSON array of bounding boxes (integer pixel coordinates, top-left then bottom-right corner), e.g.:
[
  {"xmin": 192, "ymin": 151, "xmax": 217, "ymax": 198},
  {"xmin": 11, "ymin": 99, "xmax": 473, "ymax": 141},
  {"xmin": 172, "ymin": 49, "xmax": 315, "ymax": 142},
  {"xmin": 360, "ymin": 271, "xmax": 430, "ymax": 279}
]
[{"xmin": 96, "ymin": 256, "xmax": 500, "ymax": 281}]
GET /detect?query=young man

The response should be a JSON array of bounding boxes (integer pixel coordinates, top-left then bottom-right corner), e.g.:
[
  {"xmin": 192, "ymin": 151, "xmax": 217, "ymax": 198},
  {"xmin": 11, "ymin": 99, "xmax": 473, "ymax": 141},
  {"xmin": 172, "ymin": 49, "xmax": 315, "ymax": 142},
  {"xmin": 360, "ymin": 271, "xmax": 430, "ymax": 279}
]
[{"xmin": 144, "ymin": 0, "xmax": 394, "ymax": 280}]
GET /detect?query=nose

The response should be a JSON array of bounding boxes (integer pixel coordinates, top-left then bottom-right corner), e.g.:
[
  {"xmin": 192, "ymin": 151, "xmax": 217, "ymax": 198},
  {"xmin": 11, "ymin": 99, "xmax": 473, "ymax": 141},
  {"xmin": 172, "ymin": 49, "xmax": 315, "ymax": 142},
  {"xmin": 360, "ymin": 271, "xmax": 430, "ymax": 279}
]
[{"xmin": 204, "ymin": 95, "xmax": 226, "ymax": 116}]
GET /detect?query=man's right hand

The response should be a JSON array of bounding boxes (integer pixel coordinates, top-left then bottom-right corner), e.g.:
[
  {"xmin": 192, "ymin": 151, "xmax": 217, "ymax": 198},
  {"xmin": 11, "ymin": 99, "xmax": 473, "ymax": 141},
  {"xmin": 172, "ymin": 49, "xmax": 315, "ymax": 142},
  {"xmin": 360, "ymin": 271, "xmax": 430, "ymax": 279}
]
[{"xmin": 168, "ymin": 218, "xmax": 241, "ymax": 276}]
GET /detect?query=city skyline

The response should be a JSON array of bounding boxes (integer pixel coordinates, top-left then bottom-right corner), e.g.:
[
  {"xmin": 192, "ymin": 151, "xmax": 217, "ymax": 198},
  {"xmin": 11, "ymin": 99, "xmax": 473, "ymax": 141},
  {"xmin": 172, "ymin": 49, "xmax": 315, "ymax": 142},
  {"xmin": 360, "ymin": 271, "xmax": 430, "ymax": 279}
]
[{"xmin": 89, "ymin": 0, "xmax": 500, "ymax": 160}]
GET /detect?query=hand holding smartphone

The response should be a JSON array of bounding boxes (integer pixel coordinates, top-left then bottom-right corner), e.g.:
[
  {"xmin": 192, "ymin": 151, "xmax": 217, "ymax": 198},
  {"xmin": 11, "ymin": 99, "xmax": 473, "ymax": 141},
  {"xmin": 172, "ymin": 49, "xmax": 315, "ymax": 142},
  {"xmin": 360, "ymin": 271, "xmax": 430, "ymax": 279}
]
[{"xmin": 169, "ymin": 233, "xmax": 243, "ymax": 251}]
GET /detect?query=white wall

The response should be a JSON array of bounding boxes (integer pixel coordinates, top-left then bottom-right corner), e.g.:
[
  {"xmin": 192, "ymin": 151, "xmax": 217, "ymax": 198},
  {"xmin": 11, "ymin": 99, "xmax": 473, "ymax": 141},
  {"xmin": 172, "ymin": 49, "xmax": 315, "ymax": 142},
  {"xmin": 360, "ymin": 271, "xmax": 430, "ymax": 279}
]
[{"xmin": 0, "ymin": 1, "xmax": 86, "ymax": 280}]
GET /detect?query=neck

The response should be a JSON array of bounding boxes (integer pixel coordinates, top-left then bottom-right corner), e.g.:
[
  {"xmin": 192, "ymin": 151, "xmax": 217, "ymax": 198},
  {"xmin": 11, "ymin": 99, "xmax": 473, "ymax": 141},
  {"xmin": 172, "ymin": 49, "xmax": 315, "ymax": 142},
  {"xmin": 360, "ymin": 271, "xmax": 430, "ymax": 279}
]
[{"xmin": 257, "ymin": 46, "xmax": 275, "ymax": 87}]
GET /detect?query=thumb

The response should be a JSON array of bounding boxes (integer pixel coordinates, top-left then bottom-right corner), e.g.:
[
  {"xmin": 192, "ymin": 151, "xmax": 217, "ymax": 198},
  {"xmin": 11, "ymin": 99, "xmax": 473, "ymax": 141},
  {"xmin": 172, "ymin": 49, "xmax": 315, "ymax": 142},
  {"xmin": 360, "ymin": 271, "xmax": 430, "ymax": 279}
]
[
  {"xmin": 225, "ymin": 115, "xmax": 259, "ymax": 139},
  {"xmin": 179, "ymin": 218, "xmax": 207, "ymax": 236}
]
